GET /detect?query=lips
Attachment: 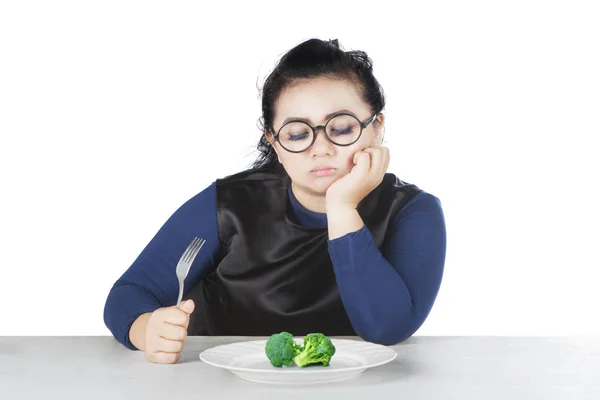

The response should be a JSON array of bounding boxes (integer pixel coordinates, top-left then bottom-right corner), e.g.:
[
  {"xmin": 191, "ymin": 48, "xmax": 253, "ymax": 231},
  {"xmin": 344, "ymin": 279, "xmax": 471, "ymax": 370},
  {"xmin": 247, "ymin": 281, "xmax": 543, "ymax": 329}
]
[
  {"xmin": 310, "ymin": 166, "xmax": 337, "ymax": 177},
  {"xmin": 311, "ymin": 166, "xmax": 335, "ymax": 172}
]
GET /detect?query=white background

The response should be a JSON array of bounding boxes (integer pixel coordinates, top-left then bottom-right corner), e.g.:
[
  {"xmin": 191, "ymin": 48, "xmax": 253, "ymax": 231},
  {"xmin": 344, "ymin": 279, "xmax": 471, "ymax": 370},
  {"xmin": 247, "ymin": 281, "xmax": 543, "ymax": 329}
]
[{"xmin": 1, "ymin": 0, "xmax": 598, "ymax": 337}]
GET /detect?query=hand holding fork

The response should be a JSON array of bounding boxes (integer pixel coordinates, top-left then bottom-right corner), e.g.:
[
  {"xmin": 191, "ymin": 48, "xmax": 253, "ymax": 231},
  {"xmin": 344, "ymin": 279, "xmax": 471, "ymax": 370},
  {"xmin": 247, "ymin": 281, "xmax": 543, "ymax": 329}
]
[{"xmin": 138, "ymin": 237, "xmax": 205, "ymax": 364}]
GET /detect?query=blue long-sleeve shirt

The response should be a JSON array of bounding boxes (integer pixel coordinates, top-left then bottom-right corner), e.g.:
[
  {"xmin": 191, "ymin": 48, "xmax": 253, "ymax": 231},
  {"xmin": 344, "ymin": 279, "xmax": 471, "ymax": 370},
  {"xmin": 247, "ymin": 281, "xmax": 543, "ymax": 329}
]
[{"xmin": 103, "ymin": 180, "xmax": 446, "ymax": 349}]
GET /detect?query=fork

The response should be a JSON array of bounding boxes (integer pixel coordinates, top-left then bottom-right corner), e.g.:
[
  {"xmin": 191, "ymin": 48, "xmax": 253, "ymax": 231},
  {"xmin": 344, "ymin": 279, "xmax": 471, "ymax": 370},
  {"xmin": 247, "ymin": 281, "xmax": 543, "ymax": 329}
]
[{"xmin": 175, "ymin": 236, "xmax": 206, "ymax": 307}]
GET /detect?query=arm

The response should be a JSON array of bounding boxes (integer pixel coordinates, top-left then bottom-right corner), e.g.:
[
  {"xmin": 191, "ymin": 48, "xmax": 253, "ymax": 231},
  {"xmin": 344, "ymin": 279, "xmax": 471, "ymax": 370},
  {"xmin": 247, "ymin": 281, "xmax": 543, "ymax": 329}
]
[
  {"xmin": 103, "ymin": 182, "xmax": 220, "ymax": 350},
  {"xmin": 327, "ymin": 192, "xmax": 446, "ymax": 345}
]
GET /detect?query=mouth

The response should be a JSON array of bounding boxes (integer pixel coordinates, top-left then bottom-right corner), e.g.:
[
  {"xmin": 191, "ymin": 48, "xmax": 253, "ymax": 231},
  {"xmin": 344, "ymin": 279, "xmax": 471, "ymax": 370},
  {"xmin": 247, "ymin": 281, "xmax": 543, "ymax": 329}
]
[{"xmin": 310, "ymin": 166, "xmax": 337, "ymax": 177}]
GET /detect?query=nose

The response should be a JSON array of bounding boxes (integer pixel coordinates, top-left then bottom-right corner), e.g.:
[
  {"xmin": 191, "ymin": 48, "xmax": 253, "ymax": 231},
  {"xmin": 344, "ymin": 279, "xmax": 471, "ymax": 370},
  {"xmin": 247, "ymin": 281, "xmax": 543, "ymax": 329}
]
[{"xmin": 309, "ymin": 128, "xmax": 334, "ymax": 156}]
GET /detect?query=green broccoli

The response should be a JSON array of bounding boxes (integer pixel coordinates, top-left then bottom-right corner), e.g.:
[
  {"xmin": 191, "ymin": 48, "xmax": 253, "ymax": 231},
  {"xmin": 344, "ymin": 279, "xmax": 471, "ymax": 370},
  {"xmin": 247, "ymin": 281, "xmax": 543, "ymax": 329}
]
[
  {"xmin": 265, "ymin": 331, "xmax": 303, "ymax": 367},
  {"xmin": 292, "ymin": 333, "xmax": 336, "ymax": 367}
]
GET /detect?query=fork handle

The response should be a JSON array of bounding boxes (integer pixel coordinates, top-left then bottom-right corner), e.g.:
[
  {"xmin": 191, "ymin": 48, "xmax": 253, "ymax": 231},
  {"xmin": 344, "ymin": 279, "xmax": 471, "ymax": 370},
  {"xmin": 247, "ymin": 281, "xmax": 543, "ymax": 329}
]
[{"xmin": 176, "ymin": 278, "xmax": 184, "ymax": 307}]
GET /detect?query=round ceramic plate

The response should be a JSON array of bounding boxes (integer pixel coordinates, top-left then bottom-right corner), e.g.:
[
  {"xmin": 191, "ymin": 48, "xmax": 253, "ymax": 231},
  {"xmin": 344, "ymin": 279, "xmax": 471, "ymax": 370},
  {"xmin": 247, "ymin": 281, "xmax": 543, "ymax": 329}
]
[{"xmin": 199, "ymin": 338, "xmax": 397, "ymax": 385}]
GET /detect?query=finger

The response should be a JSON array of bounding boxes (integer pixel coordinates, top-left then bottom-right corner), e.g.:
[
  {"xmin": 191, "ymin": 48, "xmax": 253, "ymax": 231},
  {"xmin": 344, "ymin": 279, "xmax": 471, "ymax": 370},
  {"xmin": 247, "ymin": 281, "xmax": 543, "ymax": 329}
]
[
  {"xmin": 361, "ymin": 146, "xmax": 386, "ymax": 159},
  {"xmin": 353, "ymin": 148, "xmax": 371, "ymax": 165},
  {"xmin": 366, "ymin": 146, "xmax": 388, "ymax": 172},
  {"xmin": 360, "ymin": 146, "xmax": 385, "ymax": 153},
  {"xmin": 163, "ymin": 309, "xmax": 190, "ymax": 327},
  {"xmin": 178, "ymin": 299, "xmax": 195, "ymax": 315},
  {"xmin": 383, "ymin": 147, "xmax": 390, "ymax": 172},
  {"xmin": 147, "ymin": 351, "xmax": 181, "ymax": 364},
  {"xmin": 353, "ymin": 151, "xmax": 371, "ymax": 170},
  {"xmin": 159, "ymin": 323, "xmax": 188, "ymax": 341},
  {"xmin": 353, "ymin": 151, "xmax": 371, "ymax": 169},
  {"xmin": 156, "ymin": 337, "xmax": 185, "ymax": 353},
  {"xmin": 363, "ymin": 147, "xmax": 389, "ymax": 177},
  {"xmin": 360, "ymin": 147, "xmax": 383, "ymax": 177}
]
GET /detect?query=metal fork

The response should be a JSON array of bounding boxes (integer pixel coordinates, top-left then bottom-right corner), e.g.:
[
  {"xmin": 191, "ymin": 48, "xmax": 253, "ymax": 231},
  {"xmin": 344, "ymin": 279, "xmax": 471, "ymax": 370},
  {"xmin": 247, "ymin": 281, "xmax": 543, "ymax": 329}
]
[{"xmin": 175, "ymin": 236, "xmax": 206, "ymax": 307}]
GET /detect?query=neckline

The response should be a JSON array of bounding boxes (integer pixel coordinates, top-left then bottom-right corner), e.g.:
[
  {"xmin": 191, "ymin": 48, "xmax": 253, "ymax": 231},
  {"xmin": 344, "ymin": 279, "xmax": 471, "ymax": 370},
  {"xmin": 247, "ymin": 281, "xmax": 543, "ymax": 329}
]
[{"xmin": 281, "ymin": 179, "xmax": 328, "ymax": 233}]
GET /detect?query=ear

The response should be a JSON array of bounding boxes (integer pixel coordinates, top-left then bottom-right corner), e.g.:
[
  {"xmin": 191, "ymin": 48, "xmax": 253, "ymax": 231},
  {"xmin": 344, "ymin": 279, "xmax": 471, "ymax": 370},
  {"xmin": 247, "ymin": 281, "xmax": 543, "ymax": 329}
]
[
  {"xmin": 265, "ymin": 129, "xmax": 282, "ymax": 162},
  {"xmin": 374, "ymin": 113, "xmax": 385, "ymax": 140},
  {"xmin": 264, "ymin": 129, "xmax": 275, "ymax": 145}
]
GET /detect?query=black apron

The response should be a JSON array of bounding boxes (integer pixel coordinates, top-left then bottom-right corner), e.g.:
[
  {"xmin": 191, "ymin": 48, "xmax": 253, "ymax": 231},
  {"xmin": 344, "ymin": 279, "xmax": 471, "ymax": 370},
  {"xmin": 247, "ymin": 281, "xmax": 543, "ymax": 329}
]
[{"xmin": 185, "ymin": 164, "xmax": 421, "ymax": 336}]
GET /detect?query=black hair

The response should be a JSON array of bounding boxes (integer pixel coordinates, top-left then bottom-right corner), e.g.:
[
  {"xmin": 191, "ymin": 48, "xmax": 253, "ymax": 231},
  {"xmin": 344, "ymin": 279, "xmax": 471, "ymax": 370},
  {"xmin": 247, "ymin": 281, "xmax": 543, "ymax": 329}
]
[{"xmin": 252, "ymin": 38, "xmax": 386, "ymax": 170}]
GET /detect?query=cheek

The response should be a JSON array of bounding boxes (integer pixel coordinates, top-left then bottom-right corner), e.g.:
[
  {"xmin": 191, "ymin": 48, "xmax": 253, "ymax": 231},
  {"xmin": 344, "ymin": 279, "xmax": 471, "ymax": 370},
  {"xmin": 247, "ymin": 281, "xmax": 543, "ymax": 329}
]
[
  {"xmin": 360, "ymin": 129, "xmax": 380, "ymax": 147},
  {"xmin": 280, "ymin": 154, "xmax": 308, "ymax": 178}
]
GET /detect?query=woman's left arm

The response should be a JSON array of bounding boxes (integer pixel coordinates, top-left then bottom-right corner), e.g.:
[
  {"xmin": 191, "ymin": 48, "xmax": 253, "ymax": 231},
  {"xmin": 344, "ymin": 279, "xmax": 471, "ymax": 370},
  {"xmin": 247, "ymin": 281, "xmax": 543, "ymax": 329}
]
[{"xmin": 327, "ymin": 192, "xmax": 447, "ymax": 345}]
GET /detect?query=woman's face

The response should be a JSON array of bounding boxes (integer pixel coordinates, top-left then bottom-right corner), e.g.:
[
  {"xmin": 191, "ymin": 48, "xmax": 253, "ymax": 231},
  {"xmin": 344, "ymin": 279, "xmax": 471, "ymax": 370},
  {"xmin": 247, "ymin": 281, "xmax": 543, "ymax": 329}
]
[{"xmin": 267, "ymin": 77, "xmax": 385, "ymax": 196}]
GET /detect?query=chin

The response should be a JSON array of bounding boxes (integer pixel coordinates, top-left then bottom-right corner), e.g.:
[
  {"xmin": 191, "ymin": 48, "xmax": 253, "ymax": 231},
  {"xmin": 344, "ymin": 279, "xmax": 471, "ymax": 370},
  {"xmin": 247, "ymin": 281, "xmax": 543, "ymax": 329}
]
[{"xmin": 307, "ymin": 175, "xmax": 337, "ymax": 194}]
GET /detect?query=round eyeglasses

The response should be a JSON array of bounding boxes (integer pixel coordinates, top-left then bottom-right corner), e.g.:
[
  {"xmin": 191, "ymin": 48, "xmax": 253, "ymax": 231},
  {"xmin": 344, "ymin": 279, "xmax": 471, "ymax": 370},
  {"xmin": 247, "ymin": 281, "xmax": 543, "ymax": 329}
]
[{"xmin": 270, "ymin": 112, "xmax": 379, "ymax": 153}]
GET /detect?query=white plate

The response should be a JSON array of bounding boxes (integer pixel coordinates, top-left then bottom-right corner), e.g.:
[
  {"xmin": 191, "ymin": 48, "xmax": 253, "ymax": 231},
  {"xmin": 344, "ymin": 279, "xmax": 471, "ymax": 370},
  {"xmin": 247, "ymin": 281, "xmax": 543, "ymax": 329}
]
[{"xmin": 199, "ymin": 338, "xmax": 397, "ymax": 385}]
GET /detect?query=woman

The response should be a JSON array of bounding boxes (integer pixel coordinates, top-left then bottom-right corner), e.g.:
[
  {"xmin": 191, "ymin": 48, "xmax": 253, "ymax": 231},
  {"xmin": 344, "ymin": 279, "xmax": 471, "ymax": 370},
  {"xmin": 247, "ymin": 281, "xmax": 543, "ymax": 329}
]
[{"xmin": 103, "ymin": 38, "xmax": 447, "ymax": 364}]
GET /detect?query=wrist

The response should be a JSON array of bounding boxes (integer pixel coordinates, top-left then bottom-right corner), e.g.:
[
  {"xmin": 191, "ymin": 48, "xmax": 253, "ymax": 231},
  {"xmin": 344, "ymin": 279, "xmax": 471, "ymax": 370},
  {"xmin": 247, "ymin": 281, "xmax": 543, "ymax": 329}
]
[
  {"xmin": 325, "ymin": 200, "xmax": 357, "ymax": 215},
  {"xmin": 327, "ymin": 207, "xmax": 363, "ymax": 240},
  {"xmin": 326, "ymin": 205, "xmax": 357, "ymax": 219},
  {"xmin": 129, "ymin": 312, "xmax": 152, "ymax": 351}
]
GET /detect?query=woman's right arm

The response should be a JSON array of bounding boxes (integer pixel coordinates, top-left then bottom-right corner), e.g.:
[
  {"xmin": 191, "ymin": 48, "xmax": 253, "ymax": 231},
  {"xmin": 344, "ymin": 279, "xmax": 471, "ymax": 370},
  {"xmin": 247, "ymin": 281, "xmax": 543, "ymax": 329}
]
[{"xmin": 103, "ymin": 181, "xmax": 220, "ymax": 350}]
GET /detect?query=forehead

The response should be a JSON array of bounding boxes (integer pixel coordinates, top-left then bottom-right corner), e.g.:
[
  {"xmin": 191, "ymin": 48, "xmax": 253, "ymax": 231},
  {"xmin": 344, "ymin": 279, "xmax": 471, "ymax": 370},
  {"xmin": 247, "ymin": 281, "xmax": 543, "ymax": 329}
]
[{"xmin": 274, "ymin": 77, "xmax": 367, "ymax": 126}]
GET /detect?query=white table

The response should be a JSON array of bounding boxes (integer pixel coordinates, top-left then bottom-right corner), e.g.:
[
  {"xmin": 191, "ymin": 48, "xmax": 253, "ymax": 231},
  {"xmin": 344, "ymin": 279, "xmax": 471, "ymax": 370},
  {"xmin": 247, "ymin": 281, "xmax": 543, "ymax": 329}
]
[{"xmin": 0, "ymin": 336, "xmax": 598, "ymax": 399}]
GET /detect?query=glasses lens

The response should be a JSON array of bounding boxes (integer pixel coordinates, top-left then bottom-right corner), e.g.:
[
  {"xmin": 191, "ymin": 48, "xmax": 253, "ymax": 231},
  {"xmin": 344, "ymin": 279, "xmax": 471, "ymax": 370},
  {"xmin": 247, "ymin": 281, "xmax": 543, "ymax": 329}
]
[
  {"xmin": 326, "ymin": 115, "xmax": 361, "ymax": 145},
  {"xmin": 278, "ymin": 122, "xmax": 314, "ymax": 152}
]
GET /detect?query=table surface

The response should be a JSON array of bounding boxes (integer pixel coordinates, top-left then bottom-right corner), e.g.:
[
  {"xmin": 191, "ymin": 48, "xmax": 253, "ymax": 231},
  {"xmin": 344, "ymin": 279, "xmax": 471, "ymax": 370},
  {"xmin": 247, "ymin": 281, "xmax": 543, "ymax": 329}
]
[{"xmin": 1, "ymin": 336, "xmax": 599, "ymax": 399}]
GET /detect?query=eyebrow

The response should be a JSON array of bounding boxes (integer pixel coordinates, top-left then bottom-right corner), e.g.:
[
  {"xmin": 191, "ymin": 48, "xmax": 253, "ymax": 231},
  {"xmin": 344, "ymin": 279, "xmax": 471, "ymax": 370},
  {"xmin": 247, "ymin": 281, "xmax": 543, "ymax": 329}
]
[{"xmin": 280, "ymin": 109, "xmax": 355, "ymax": 126}]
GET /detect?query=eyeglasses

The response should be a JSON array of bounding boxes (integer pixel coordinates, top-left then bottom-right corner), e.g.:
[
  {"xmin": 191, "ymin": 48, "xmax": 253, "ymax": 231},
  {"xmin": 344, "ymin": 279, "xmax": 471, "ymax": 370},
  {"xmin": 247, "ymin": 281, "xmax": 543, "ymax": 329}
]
[{"xmin": 270, "ymin": 112, "xmax": 379, "ymax": 153}]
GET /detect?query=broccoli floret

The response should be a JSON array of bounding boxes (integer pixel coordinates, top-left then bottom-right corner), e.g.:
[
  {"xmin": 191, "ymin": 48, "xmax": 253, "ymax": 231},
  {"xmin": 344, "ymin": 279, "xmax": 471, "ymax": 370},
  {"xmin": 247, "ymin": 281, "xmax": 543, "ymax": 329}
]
[
  {"xmin": 265, "ymin": 332, "xmax": 303, "ymax": 367},
  {"xmin": 293, "ymin": 333, "xmax": 336, "ymax": 367}
]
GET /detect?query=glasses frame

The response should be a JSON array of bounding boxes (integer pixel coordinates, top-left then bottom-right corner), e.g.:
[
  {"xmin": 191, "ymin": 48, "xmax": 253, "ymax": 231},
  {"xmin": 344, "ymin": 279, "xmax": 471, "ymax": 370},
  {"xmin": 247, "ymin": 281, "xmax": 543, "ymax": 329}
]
[{"xmin": 269, "ymin": 112, "xmax": 380, "ymax": 153}]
